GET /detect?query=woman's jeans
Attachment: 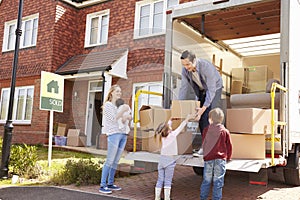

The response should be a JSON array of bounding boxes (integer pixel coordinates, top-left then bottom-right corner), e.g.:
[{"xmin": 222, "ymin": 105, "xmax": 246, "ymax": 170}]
[
  {"xmin": 100, "ymin": 133, "xmax": 127, "ymax": 187},
  {"xmin": 156, "ymin": 155, "xmax": 176, "ymax": 188},
  {"xmin": 200, "ymin": 159, "xmax": 226, "ymax": 200}
]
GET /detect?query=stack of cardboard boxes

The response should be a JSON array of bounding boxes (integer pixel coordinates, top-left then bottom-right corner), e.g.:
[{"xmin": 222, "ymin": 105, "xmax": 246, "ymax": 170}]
[
  {"xmin": 139, "ymin": 100, "xmax": 199, "ymax": 155},
  {"xmin": 54, "ymin": 123, "xmax": 67, "ymax": 146},
  {"xmin": 67, "ymin": 129, "xmax": 86, "ymax": 147},
  {"xmin": 226, "ymin": 108, "xmax": 278, "ymax": 159}
]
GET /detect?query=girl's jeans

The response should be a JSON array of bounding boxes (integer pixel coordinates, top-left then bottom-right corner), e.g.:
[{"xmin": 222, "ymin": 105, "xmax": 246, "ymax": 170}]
[
  {"xmin": 100, "ymin": 133, "xmax": 127, "ymax": 187},
  {"xmin": 200, "ymin": 159, "xmax": 226, "ymax": 200},
  {"xmin": 156, "ymin": 155, "xmax": 176, "ymax": 188}
]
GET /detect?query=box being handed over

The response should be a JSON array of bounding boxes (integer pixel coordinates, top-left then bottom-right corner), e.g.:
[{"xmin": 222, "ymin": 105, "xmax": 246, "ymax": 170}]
[
  {"xmin": 171, "ymin": 100, "xmax": 200, "ymax": 119},
  {"xmin": 139, "ymin": 105, "xmax": 171, "ymax": 131},
  {"xmin": 141, "ymin": 130, "xmax": 193, "ymax": 155}
]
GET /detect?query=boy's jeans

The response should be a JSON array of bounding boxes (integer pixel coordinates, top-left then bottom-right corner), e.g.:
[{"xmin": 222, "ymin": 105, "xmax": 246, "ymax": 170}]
[
  {"xmin": 200, "ymin": 159, "xmax": 226, "ymax": 200},
  {"xmin": 100, "ymin": 133, "xmax": 127, "ymax": 187}
]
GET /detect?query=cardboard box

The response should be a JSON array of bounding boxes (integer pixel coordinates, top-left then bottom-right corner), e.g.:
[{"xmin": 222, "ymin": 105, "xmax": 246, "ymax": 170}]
[
  {"xmin": 171, "ymin": 119, "xmax": 198, "ymax": 132},
  {"xmin": 171, "ymin": 119, "xmax": 184, "ymax": 130},
  {"xmin": 177, "ymin": 131, "xmax": 193, "ymax": 155},
  {"xmin": 67, "ymin": 129, "xmax": 86, "ymax": 147},
  {"xmin": 141, "ymin": 131, "xmax": 161, "ymax": 153},
  {"xmin": 141, "ymin": 131, "xmax": 193, "ymax": 155},
  {"xmin": 56, "ymin": 123, "xmax": 67, "ymax": 136},
  {"xmin": 226, "ymin": 108, "xmax": 277, "ymax": 134},
  {"xmin": 231, "ymin": 133, "xmax": 265, "ymax": 159},
  {"xmin": 139, "ymin": 105, "xmax": 171, "ymax": 131},
  {"xmin": 231, "ymin": 80, "xmax": 243, "ymax": 95},
  {"xmin": 99, "ymin": 134, "xmax": 107, "ymax": 150},
  {"xmin": 171, "ymin": 100, "xmax": 200, "ymax": 118}
]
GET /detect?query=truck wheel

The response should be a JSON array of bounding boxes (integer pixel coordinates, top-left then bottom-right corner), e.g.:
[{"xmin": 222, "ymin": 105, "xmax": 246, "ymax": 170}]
[
  {"xmin": 284, "ymin": 144, "xmax": 300, "ymax": 185},
  {"xmin": 193, "ymin": 167, "xmax": 203, "ymax": 176}
]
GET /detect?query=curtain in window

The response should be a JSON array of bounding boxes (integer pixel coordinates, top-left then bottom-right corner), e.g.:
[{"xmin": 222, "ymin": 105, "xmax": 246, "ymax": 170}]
[
  {"xmin": 100, "ymin": 15, "xmax": 108, "ymax": 43},
  {"xmin": 90, "ymin": 17, "xmax": 99, "ymax": 45},
  {"xmin": 8, "ymin": 24, "xmax": 15, "ymax": 50},
  {"xmin": 153, "ymin": 1, "xmax": 163, "ymax": 34},
  {"xmin": 139, "ymin": 5, "xmax": 150, "ymax": 36},
  {"xmin": 0, "ymin": 90, "xmax": 9, "ymax": 120}
]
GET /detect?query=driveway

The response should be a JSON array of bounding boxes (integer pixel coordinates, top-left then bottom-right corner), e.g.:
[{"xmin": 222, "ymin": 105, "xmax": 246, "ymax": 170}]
[{"xmin": 62, "ymin": 165, "xmax": 300, "ymax": 200}]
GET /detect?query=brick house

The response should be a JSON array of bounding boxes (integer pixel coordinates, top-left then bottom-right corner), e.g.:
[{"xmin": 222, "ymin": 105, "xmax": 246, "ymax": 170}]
[{"xmin": 0, "ymin": 0, "xmax": 194, "ymax": 150}]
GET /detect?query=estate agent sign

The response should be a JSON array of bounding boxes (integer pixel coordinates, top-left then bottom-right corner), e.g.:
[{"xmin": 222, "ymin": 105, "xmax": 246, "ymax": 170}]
[{"xmin": 40, "ymin": 71, "xmax": 64, "ymax": 112}]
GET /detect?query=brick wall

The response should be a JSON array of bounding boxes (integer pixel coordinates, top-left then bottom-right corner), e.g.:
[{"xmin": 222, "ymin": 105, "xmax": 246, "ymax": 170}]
[{"xmin": 0, "ymin": 0, "xmax": 57, "ymax": 80}]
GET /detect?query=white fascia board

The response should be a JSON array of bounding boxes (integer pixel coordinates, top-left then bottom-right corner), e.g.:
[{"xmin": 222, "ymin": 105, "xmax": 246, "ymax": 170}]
[{"xmin": 61, "ymin": 0, "xmax": 109, "ymax": 8}]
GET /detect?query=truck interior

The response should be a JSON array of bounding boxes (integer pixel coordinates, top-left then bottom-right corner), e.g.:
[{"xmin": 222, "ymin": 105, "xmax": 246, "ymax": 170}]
[
  {"xmin": 164, "ymin": 0, "xmax": 300, "ymax": 186},
  {"xmin": 127, "ymin": 0, "xmax": 300, "ymax": 186}
]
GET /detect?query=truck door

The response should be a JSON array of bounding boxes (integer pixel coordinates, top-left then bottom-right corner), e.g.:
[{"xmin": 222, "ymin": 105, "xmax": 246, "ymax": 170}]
[{"xmin": 280, "ymin": 0, "xmax": 300, "ymax": 148}]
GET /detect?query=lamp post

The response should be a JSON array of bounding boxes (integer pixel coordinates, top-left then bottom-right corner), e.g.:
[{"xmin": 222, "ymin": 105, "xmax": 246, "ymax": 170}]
[{"xmin": 0, "ymin": 0, "xmax": 24, "ymax": 179}]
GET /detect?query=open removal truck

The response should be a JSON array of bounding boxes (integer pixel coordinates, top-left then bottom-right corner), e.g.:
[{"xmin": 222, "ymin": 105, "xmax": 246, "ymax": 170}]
[{"xmin": 126, "ymin": 0, "xmax": 300, "ymax": 185}]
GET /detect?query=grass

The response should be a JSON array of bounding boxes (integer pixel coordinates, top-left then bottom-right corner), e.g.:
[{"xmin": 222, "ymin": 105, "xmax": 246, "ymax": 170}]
[
  {"xmin": 0, "ymin": 145, "xmax": 107, "ymax": 186},
  {"xmin": 36, "ymin": 146, "xmax": 102, "ymax": 160},
  {"xmin": 0, "ymin": 144, "xmax": 133, "ymax": 187}
]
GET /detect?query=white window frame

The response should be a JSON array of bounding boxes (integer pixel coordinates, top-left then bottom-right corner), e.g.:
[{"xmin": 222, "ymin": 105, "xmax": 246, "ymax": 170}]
[
  {"xmin": 2, "ymin": 13, "xmax": 39, "ymax": 52},
  {"xmin": 85, "ymin": 9, "xmax": 110, "ymax": 48},
  {"xmin": 0, "ymin": 86, "xmax": 34, "ymax": 124},
  {"xmin": 134, "ymin": 0, "xmax": 178, "ymax": 39},
  {"xmin": 131, "ymin": 82, "xmax": 163, "ymax": 126}
]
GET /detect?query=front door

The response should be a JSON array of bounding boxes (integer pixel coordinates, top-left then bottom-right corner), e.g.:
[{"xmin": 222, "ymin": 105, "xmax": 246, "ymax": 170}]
[{"xmin": 86, "ymin": 81, "xmax": 103, "ymax": 146}]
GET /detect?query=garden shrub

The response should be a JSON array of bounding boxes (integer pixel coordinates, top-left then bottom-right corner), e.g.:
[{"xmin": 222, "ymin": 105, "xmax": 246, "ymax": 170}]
[
  {"xmin": 10, "ymin": 144, "xmax": 38, "ymax": 178},
  {"xmin": 0, "ymin": 138, "xmax": 39, "ymax": 179},
  {"xmin": 50, "ymin": 158, "xmax": 102, "ymax": 186}
]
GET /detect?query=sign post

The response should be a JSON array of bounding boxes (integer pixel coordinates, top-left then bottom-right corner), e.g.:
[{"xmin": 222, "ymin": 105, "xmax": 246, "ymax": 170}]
[{"xmin": 40, "ymin": 71, "xmax": 64, "ymax": 167}]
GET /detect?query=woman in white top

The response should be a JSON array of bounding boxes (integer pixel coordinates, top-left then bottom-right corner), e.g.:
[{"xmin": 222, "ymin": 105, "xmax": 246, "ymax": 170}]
[
  {"xmin": 99, "ymin": 85, "xmax": 132, "ymax": 194},
  {"xmin": 154, "ymin": 114, "xmax": 195, "ymax": 200}
]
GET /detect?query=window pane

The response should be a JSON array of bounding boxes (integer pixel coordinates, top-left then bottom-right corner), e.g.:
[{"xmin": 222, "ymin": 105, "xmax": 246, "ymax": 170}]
[
  {"xmin": 23, "ymin": 20, "xmax": 32, "ymax": 46},
  {"xmin": 25, "ymin": 88, "xmax": 34, "ymax": 120},
  {"xmin": 32, "ymin": 18, "xmax": 38, "ymax": 45},
  {"xmin": 100, "ymin": 15, "xmax": 108, "ymax": 43},
  {"xmin": 0, "ymin": 90, "xmax": 9, "ymax": 120},
  {"xmin": 90, "ymin": 81, "xmax": 103, "ymax": 91},
  {"xmin": 90, "ymin": 17, "xmax": 98, "ymax": 45},
  {"xmin": 148, "ymin": 85, "xmax": 163, "ymax": 105},
  {"xmin": 139, "ymin": 5, "xmax": 150, "ymax": 36},
  {"xmin": 8, "ymin": 24, "xmax": 15, "ymax": 50},
  {"xmin": 16, "ymin": 89, "xmax": 25, "ymax": 120},
  {"xmin": 153, "ymin": 2, "xmax": 163, "ymax": 34}
]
